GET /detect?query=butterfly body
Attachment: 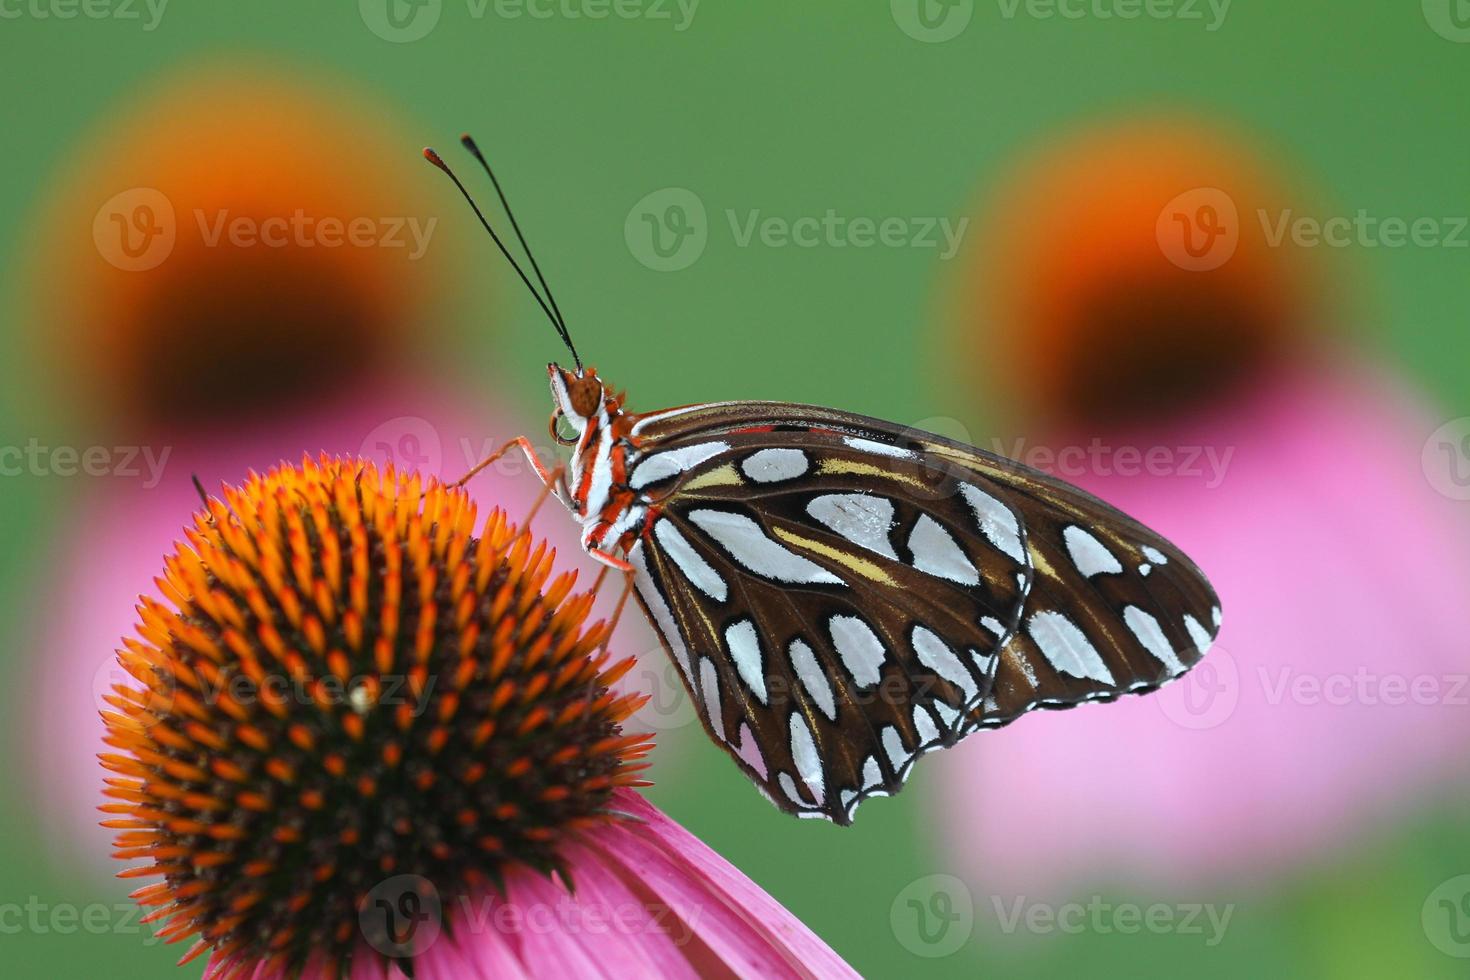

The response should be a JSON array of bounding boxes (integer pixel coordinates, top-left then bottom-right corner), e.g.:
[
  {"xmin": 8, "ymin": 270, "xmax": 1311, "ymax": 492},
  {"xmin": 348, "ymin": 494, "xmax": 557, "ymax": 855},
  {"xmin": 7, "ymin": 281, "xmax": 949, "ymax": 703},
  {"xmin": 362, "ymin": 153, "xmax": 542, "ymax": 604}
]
[{"xmin": 544, "ymin": 364, "xmax": 1221, "ymax": 824}]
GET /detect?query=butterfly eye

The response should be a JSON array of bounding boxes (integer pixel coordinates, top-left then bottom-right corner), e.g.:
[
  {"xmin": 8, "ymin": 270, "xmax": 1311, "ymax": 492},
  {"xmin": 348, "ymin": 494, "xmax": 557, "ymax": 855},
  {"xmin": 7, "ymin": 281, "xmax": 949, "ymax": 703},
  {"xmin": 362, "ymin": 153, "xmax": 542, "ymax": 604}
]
[
  {"xmin": 568, "ymin": 377, "xmax": 602, "ymax": 418},
  {"xmin": 549, "ymin": 408, "xmax": 579, "ymax": 447}
]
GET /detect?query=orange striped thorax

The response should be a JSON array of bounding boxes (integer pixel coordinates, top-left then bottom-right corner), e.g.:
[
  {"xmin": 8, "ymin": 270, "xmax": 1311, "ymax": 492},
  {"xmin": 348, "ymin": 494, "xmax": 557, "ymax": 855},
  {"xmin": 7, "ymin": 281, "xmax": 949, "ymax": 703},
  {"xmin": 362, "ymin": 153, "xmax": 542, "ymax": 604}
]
[{"xmin": 548, "ymin": 364, "xmax": 649, "ymax": 558}]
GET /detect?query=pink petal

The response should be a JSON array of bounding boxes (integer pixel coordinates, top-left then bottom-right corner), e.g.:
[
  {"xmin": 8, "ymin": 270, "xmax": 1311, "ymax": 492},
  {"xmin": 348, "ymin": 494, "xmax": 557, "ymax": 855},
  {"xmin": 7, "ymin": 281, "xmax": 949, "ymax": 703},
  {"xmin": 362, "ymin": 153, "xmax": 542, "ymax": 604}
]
[{"xmin": 598, "ymin": 790, "xmax": 859, "ymax": 980}]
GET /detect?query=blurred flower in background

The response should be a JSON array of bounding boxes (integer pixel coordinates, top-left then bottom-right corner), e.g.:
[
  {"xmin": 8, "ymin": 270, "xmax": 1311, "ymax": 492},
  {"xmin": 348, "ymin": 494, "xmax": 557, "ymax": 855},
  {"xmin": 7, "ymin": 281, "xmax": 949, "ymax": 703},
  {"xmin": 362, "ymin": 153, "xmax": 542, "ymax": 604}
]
[
  {"xmin": 18, "ymin": 62, "xmax": 666, "ymax": 881},
  {"xmin": 28, "ymin": 63, "xmax": 444, "ymax": 435},
  {"xmin": 934, "ymin": 118, "xmax": 1470, "ymax": 896}
]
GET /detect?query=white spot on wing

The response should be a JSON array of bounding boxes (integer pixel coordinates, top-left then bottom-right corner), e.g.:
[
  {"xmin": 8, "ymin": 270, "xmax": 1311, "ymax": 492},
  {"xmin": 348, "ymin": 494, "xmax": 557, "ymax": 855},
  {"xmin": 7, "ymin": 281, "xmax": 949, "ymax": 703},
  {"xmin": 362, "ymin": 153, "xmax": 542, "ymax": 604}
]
[
  {"xmin": 741, "ymin": 448, "xmax": 809, "ymax": 483},
  {"xmin": 630, "ymin": 441, "xmax": 729, "ymax": 490},
  {"xmin": 1124, "ymin": 606, "xmax": 1187, "ymax": 676},
  {"xmin": 1141, "ymin": 545, "xmax": 1169, "ymax": 565},
  {"xmin": 912, "ymin": 705, "xmax": 940, "ymax": 745},
  {"xmin": 724, "ymin": 619, "xmax": 768, "ymax": 704},
  {"xmin": 789, "ymin": 639, "xmax": 837, "ymax": 720},
  {"xmin": 828, "ymin": 615, "xmax": 887, "ymax": 688},
  {"xmin": 881, "ymin": 726, "xmax": 909, "ymax": 773},
  {"xmin": 959, "ymin": 483, "xmax": 1026, "ymax": 564},
  {"xmin": 777, "ymin": 772, "xmax": 806, "ymax": 807},
  {"xmin": 688, "ymin": 509, "xmax": 843, "ymax": 585},
  {"xmin": 1182, "ymin": 613, "xmax": 1214, "ymax": 655},
  {"xmin": 789, "ymin": 712, "xmax": 825, "ymax": 805},
  {"xmin": 654, "ymin": 520, "xmax": 728, "ymax": 602},
  {"xmin": 1212, "ymin": 605, "xmax": 1223, "ymax": 628},
  {"xmin": 908, "ymin": 514, "xmax": 980, "ymax": 585},
  {"xmin": 627, "ymin": 541, "xmax": 691, "ymax": 682},
  {"xmin": 971, "ymin": 649, "xmax": 999, "ymax": 678},
  {"xmin": 698, "ymin": 657, "xmax": 724, "ymax": 741},
  {"xmin": 911, "ymin": 626, "xmax": 979, "ymax": 700},
  {"xmin": 980, "ymin": 616, "xmax": 1006, "ymax": 636},
  {"xmin": 844, "ymin": 436, "xmax": 913, "ymax": 459},
  {"xmin": 1063, "ymin": 525, "xmax": 1123, "ymax": 578},
  {"xmin": 806, "ymin": 494, "xmax": 898, "ymax": 560},
  {"xmin": 1027, "ymin": 610, "xmax": 1116, "ymax": 685}
]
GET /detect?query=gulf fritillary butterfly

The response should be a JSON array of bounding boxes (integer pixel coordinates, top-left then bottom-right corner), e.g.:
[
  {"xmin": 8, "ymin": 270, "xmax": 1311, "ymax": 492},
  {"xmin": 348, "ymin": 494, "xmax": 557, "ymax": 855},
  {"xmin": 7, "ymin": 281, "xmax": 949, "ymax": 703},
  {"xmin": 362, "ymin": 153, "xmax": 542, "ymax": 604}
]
[{"xmin": 425, "ymin": 137, "xmax": 1221, "ymax": 824}]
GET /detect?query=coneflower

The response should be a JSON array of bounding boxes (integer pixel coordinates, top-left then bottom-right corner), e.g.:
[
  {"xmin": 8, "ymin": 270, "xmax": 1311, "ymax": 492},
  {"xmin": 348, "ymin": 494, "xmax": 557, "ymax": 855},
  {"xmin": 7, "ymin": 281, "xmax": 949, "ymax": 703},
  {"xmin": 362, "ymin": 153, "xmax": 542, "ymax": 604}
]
[{"xmin": 100, "ymin": 457, "xmax": 853, "ymax": 978}]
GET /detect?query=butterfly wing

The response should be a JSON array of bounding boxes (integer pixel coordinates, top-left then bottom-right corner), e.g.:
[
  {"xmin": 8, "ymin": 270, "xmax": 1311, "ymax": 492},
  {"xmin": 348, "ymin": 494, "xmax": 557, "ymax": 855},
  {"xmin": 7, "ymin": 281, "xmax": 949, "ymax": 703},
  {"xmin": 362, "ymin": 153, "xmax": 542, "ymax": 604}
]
[{"xmin": 622, "ymin": 402, "xmax": 1220, "ymax": 822}]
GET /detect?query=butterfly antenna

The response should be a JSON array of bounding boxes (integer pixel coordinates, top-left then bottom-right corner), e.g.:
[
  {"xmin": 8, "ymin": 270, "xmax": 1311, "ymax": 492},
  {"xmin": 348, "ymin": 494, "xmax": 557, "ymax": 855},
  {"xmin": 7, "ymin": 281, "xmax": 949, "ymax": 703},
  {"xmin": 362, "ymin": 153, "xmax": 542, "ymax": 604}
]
[
  {"xmin": 458, "ymin": 134, "xmax": 580, "ymax": 368},
  {"xmin": 422, "ymin": 147, "xmax": 577, "ymax": 366}
]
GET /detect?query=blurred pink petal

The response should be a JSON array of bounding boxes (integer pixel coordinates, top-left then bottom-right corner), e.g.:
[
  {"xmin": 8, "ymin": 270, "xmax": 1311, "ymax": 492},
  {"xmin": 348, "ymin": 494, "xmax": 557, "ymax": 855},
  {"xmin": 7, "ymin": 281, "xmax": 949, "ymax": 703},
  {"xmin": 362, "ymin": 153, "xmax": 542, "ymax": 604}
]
[
  {"xmin": 203, "ymin": 789, "xmax": 856, "ymax": 980},
  {"xmin": 932, "ymin": 363, "xmax": 1470, "ymax": 895},
  {"xmin": 24, "ymin": 381, "xmax": 664, "ymax": 880}
]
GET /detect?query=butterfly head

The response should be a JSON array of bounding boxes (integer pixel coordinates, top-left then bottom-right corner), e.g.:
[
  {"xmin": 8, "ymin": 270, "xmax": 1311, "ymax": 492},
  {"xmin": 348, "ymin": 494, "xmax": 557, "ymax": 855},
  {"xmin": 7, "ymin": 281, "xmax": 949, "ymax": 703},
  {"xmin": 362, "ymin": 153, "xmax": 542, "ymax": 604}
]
[{"xmin": 548, "ymin": 363, "xmax": 614, "ymax": 444}]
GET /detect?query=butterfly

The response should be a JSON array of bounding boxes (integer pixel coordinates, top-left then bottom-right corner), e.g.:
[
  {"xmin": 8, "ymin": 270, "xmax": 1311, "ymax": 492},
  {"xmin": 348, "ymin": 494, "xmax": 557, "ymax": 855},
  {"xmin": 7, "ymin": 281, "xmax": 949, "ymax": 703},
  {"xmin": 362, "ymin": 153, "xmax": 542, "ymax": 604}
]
[{"xmin": 425, "ymin": 137, "xmax": 1221, "ymax": 824}]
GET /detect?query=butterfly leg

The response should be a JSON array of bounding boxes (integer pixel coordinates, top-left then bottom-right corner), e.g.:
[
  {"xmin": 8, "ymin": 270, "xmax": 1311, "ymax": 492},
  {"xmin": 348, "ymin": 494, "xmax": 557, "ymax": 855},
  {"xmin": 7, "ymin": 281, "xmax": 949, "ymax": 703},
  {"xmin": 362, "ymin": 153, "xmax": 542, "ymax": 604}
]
[
  {"xmin": 449, "ymin": 436, "xmax": 563, "ymax": 498},
  {"xmin": 585, "ymin": 551, "xmax": 636, "ymax": 655},
  {"xmin": 522, "ymin": 463, "xmax": 568, "ymax": 529}
]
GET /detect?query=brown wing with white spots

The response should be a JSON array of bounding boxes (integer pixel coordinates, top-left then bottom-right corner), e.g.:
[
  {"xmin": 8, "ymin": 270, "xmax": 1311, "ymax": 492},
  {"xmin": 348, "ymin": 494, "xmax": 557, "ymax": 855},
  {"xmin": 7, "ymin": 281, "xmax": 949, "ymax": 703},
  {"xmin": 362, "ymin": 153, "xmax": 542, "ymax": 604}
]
[{"xmin": 622, "ymin": 402, "xmax": 1221, "ymax": 821}]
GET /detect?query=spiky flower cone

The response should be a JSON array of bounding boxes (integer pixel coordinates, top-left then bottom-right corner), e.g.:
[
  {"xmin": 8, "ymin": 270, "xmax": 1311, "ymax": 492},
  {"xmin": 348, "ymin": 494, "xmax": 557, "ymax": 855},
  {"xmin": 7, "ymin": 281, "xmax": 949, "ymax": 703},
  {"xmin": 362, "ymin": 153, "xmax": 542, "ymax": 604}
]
[{"xmin": 99, "ymin": 456, "xmax": 651, "ymax": 977}]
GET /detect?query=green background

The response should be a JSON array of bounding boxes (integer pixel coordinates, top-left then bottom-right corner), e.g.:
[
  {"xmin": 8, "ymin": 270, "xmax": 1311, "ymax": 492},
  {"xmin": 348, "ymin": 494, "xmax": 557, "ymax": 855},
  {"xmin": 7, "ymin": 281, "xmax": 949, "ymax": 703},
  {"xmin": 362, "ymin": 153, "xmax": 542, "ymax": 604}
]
[{"xmin": 1, "ymin": 2, "xmax": 1466, "ymax": 977}]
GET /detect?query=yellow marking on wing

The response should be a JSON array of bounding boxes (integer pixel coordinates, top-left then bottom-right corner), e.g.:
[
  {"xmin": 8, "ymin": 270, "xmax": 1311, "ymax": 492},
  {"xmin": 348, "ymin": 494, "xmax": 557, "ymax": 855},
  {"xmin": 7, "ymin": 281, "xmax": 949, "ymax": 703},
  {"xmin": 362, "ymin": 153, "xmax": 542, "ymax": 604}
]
[
  {"xmin": 817, "ymin": 458, "xmax": 927, "ymax": 489},
  {"xmin": 770, "ymin": 526, "xmax": 899, "ymax": 586},
  {"xmin": 1027, "ymin": 540, "xmax": 1060, "ymax": 583},
  {"xmin": 679, "ymin": 463, "xmax": 742, "ymax": 493}
]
